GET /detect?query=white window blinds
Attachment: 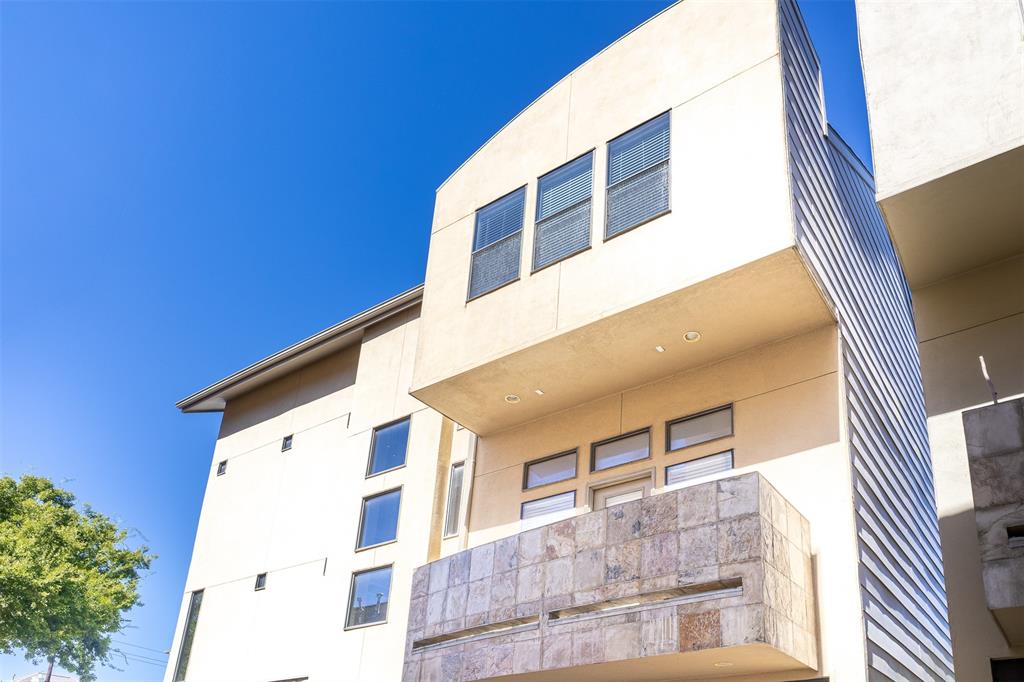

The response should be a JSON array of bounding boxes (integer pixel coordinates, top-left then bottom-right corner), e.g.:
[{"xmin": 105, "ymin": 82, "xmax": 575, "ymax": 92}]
[
  {"xmin": 606, "ymin": 112, "xmax": 671, "ymax": 238},
  {"xmin": 533, "ymin": 153, "xmax": 593, "ymax": 270},
  {"xmin": 666, "ymin": 450, "xmax": 734, "ymax": 487},
  {"xmin": 469, "ymin": 187, "xmax": 525, "ymax": 299}
]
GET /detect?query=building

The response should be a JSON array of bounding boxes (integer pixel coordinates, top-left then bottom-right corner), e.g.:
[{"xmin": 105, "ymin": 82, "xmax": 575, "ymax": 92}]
[
  {"xmin": 164, "ymin": 0, "xmax": 1017, "ymax": 680},
  {"xmin": 855, "ymin": 1, "xmax": 1024, "ymax": 680}
]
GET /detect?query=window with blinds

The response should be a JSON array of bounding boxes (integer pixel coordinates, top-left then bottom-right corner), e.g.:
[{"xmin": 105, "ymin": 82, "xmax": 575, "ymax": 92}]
[
  {"xmin": 533, "ymin": 153, "xmax": 593, "ymax": 270},
  {"xmin": 667, "ymin": 405, "xmax": 733, "ymax": 452},
  {"xmin": 520, "ymin": 490, "xmax": 575, "ymax": 531},
  {"xmin": 468, "ymin": 187, "xmax": 526, "ymax": 300},
  {"xmin": 606, "ymin": 112, "xmax": 671, "ymax": 239},
  {"xmin": 665, "ymin": 450, "xmax": 734, "ymax": 487}
]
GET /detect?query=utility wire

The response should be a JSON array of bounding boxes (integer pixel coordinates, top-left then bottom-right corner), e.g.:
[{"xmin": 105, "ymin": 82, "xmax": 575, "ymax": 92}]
[{"xmin": 112, "ymin": 640, "xmax": 169, "ymax": 655}]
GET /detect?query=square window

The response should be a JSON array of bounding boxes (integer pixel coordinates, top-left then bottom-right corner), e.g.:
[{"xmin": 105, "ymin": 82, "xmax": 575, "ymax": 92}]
[
  {"xmin": 666, "ymin": 450, "xmax": 734, "ymax": 487},
  {"xmin": 254, "ymin": 573, "xmax": 267, "ymax": 591},
  {"xmin": 367, "ymin": 418, "xmax": 410, "ymax": 476},
  {"xmin": 591, "ymin": 430, "xmax": 650, "ymax": 472},
  {"xmin": 523, "ymin": 450, "xmax": 577, "ymax": 490},
  {"xmin": 346, "ymin": 565, "xmax": 393, "ymax": 628},
  {"xmin": 281, "ymin": 435, "xmax": 293, "ymax": 451},
  {"xmin": 357, "ymin": 489, "xmax": 401, "ymax": 549},
  {"xmin": 667, "ymin": 405, "xmax": 732, "ymax": 452},
  {"xmin": 216, "ymin": 460, "xmax": 227, "ymax": 476}
]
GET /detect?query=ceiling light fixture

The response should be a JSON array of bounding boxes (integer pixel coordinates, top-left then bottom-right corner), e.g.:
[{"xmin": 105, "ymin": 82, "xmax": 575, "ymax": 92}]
[
  {"xmin": 655, "ymin": 345, "xmax": 666, "ymax": 353},
  {"xmin": 504, "ymin": 394, "xmax": 521, "ymax": 404},
  {"xmin": 534, "ymin": 389, "xmax": 545, "ymax": 396},
  {"xmin": 683, "ymin": 331, "xmax": 702, "ymax": 343},
  {"xmin": 713, "ymin": 662, "xmax": 734, "ymax": 668}
]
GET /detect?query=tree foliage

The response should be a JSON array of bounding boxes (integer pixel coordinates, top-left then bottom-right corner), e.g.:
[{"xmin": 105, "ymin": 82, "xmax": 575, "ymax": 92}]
[{"xmin": 0, "ymin": 475, "xmax": 153, "ymax": 681}]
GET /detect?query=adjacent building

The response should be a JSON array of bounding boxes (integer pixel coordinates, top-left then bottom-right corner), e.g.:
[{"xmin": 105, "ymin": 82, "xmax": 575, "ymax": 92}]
[
  {"xmin": 165, "ymin": 1, "xmax": 1020, "ymax": 680},
  {"xmin": 856, "ymin": 1, "xmax": 1024, "ymax": 679}
]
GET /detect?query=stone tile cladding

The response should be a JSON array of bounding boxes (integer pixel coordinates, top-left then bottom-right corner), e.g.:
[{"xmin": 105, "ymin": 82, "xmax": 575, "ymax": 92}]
[{"xmin": 403, "ymin": 473, "xmax": 817, "ymax": 681}]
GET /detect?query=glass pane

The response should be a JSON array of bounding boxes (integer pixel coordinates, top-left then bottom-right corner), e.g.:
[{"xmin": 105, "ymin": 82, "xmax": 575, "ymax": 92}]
[
  {"xmin": 443, "ymin": 463, "xmax": 464, "ymax": 537},
  {"xmin": 608, "ymin": 112, "xmax": 670, "ymax": 186},
  {"xmin": 358, "ymin": 490, "xmax": 401, "ymax": 548},
  {"xmin": 593, "ymin": 431, "xmax": 649, "ymax": 472},
  {"xmin": 525, "ymin": 451, "xmax": 577, "ymax": 489},
  {"xmin": 537, "ymin": 154, "xmax": 593, "ymax": 220},
  {"xmin": 668, "ymin": 407, "xmax": 732, "ymax": 451},
  {"xmin": 666, "ymin": 450, "xmax": 734, "ymax": 486},
  {"xmin": 474, "ymin": 187, "xmax": 525, "ymax": 250},
  {"xmin": 173, "ymin": 590, "xmax": 204, "ymax": 681},
  {"xmin": 346, "ymin": 566, "xmax": 392, "ymax": 627},
  {"xmin": 521, "ymin": 491, "xmax": 575, "ymax": 520},
  {"xmin": 368, "ymin": 418, "xmax": 410, "ymax": 475}
]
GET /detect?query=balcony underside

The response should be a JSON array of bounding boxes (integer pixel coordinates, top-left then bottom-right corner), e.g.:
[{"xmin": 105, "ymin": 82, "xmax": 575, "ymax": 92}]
[
  {"xmin": 879, "ymin": 144, "xmax": 1024, "ymax": 288},
  {"xmin": 412, "ymin": 249, "xmax": 833, "ymax": 435}
]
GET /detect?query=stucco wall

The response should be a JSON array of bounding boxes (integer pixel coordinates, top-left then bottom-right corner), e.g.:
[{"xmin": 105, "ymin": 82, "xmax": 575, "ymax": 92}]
[{"xmin": 166, "ymin": 310, "xmax": 452, "ymax": 682}]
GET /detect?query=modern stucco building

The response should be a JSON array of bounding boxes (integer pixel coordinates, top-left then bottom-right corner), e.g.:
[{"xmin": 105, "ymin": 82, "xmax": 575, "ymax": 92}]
[
  {"xmin": 165, "ymin": 1, "xmax": 1020, "ymax": 681},
  {"xmin": 856, "ymin": 1, "xmax": 1024, "ymax": 679}
]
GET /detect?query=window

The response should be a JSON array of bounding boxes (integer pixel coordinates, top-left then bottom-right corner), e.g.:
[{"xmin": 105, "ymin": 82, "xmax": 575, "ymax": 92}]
[
  {"xmin": 523, "ymin": 450, "xmax": 577, "ymax": 490},
  {"xmin": 468, "ymin": 187, "xmax": 526, "ymax": 300},
  {"xmin": 606, "ymin": 112, "xmax": 671, "ymax": 239},
  {"xmin": 521, "ymin": 490, "xmax": 575, "ymax": 530},
  {"xmin": 281, "ymin": 434, "xmax": 293, "ymax": 451},
  {"xmin": 591, "ymin": 429, "xmax": 650, "ymax": 472},
  {"xmin": 216, "ymin": 460, "xmax": 227, "ymax": 476},
  {"xmin": 357, "ymin": 488, "xmax": 401, "ymax": 549},
  {"xmin": 1008, "ymin": 525, "xmax": 1024, "ymax": 549},
  {"xmin": 443, "ymin": 462, "xmax": 465, "ymax": 538},
  {"xmin": 667, "ymin": 405, "xmax": 733, "ymax": 452},
  {"xmin": 172, "ymin": 589, "xmax": 204, "ymax": 682},
  {"xmin": 534, "ymin": 153, "xmax": 593, "ymax": 271},
  {"xmin": 367, "ymin": 417, "xmax": 410, "ymax": 476},
  {"xmin": 666, "ymin": 450, "xmax": 734, "ymax": 487},
  {"xmin": 254, "ymin": 573, "xmax": 267, "ymax": 591},
  {"xmin": 346, "ymin": 565, "xmax": 393, "ymax": 628}
]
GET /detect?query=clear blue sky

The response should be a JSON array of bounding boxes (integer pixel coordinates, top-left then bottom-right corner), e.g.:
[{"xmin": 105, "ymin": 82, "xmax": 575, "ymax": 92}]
[{"xmin": 0, "ymin": 2, "xmax": 868, "ymax": 679}]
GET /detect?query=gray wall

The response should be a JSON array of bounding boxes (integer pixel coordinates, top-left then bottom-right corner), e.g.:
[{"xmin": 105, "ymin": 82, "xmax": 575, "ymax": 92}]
[{"xmin": 778, "ymin": 0, "xmax": 955, "ymax": 678}]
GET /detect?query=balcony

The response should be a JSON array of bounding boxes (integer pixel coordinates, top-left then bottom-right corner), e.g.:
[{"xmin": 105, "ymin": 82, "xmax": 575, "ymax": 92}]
[
  {"xmin": 402, "ymin": 473, "xmax": 817, "ymax": 681},
  {"xmin": 964, "ymin": 398, "xmax": 1024, "ymax": 645}
]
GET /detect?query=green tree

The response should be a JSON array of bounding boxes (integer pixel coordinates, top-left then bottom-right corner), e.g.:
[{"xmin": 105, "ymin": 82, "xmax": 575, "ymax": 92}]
[{"xmin": 0, "ymin": 475, "xmax": 154, "ymax": 681}]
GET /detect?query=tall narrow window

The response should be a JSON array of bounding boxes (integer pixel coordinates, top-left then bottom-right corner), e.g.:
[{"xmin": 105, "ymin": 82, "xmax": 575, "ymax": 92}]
[
  {"xmin": 591, "ymin": 429, "xmax": 650, "ymax": 472},
  {"xmin": 534, "ymin": 153, "xmax": 593, "ymax": 270},
  {"xmin": 357, "ymin": 488, "xmax": 402, "ymax": 549},
  {"xmin": 468, "ymin": 187, "xmax": 525, "ymax": 300},
  {"xmin": 443, "ymin": 462, "xmax": 465, "ymax": 538},
  {"xmin": 345, "ymin": 565, "xmax": 393, "ymax": 628},
  {"xmin": 606, "ymin": 112, "xmax": 671, "ymax": 239},
  {"xmin": 173, "ymin": 589, "xmax": 204, "ymax": 681},
  {"xmin": 367, "ymin": 417, "xmax": 410, "ymax": 476}
]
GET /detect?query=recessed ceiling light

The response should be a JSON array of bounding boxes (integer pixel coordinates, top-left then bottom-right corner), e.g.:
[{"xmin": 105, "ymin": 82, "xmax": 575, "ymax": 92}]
[
  {"xmin": 683, "ymin": 330, "xmax": 702, "ymax": 343},
  {"xmin": 655, "ymin": 345, "xmax": 666, "ymax": 353},
  {"xmin": 713, "ymin": 661, "xmax": 734, "ymax": 668},
  {"xmin": 504, "ymin": 394, "xmax": 521, "ymax": 404},
  {"xmin": 534, "ymin": 389, "xmax": 545, "ymax": 396}
]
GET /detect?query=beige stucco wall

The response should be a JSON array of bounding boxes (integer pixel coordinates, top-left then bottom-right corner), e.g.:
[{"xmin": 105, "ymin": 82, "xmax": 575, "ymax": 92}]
[
  {"xmin": 166, "ymin": 310, "xmax": 456, "ymax": 682},
  {"xmin": 463, "ymin": 325, "xmax": 869, "ymax": 680},
  {"xmin": 413, "ymin": 0, "xmax": 800, "ymax": 401},
  {"xmin": 916, "ymin": 256, "xmax": 1024, "ymax": 680},
  {"xmin": 855, "ymin": 0, "xmax": 1024, "ymax": 199}
]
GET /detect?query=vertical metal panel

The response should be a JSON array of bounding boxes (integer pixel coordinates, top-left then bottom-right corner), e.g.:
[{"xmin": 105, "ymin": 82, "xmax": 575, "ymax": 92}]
[{"xmin": 778, "ymin": 0, "xmax": 955, "ymax": 678}]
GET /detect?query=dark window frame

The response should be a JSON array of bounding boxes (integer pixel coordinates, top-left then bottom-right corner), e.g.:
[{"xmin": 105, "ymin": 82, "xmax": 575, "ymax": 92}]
[
  {"xmin": 520, "ymin": 489, "xmax": 577, "ymax": 521},
  {"xmin": 665, "ymin": 404, "xmax": 734, "ymax": 453},
  {"xmin": 531, "ymin": 149, "xmax": 596, "ymax": 274},
  {"xmin": 172, "ymin": 589, "xmax": 204, "ymax": 682},
  {"xmin": 466, "ymin": 185, "xmax": 528, "ymax": 302},
  {"xmin": 355, "ymin": 487, "xmax": 403, "ymax": 552},
  {"xmin": 254, "ymin": 572, "xmax": 267, "ymax": 591},
  {"xmin": 522, "ymin": 449, "xmax": 578, "ymax": 491},
  {"xmin": 365, "ymin": 416, "xmax": 412, "ymax": 478},
  {"xmin": 604, "ymin": 110, "xmax": 673, "ymax": 242},
  {"xmin": 281, "ymin": 434, "xmax": 293, "ymax": 452},
  {"xmin": 344, "ymin": 564, "xmax": 394, "ymax": 630},
  {"xmin": 442, "ymin": 461, "xmax": 465, "ymax": 538},
  {"xmin": 664, "ymin": 449, "xmax": 735, "ymax": 487},
  {"xmin": 589, "ymin": 427, "xmax": 652, "ymax": 473},
  {"xmin": 216, "ymin": 460, "xmax": 227, "ymax": 476}
]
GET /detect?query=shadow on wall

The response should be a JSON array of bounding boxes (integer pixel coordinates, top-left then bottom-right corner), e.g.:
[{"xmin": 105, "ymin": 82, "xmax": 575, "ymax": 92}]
[{"xmin": 218, "ymin": 342, "xmax": 360, "ymax": 439}]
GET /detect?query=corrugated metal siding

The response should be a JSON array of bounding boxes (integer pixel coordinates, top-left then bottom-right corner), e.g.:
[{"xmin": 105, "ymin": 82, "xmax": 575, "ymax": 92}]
[{"xmin": 778, "ymin": 0, "xmax": 955, "ymax": 678}]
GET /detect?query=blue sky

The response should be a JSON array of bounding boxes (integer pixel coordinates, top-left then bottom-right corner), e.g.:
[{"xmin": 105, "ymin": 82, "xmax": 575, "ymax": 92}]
[{"xmin": 0, "ymin": 1, "xmax": 868, "ymax": 679}]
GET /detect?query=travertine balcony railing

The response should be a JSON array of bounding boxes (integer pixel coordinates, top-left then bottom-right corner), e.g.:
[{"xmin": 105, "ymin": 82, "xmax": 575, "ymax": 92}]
[{"xmin": 403, "ymin": 472, "xmax": 817, "ymax": 681}]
